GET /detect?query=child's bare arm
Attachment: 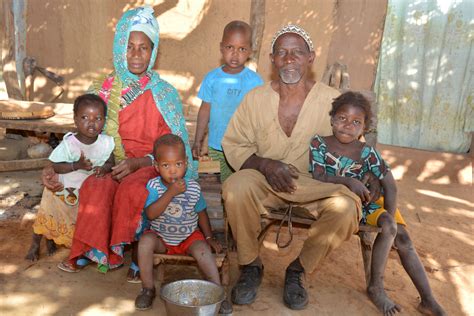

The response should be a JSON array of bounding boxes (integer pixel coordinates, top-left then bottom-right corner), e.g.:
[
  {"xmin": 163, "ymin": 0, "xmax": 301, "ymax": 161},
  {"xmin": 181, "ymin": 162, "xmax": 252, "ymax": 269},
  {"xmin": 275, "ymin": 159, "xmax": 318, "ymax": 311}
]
[
  {"xmin": 145, "ymin": 180, "xmax": 186, "ymax": 220},
  {"xmin": 192, "ymin": 101, "xmax": 211, "ymax": 158},
  {"xmin": 312, "ymin": 168, "xmax": 371, "ymax": 204},
  {"xmin": 198, "ymin": 210, "xmax": 222, "ymax": 253},
  {"xmin": 380, "ymin": 171, "xmax": 397, "ymax": 215},
  {"xmin": 52, "ymin": 152, "xmax": 92, "ymax": 174}
]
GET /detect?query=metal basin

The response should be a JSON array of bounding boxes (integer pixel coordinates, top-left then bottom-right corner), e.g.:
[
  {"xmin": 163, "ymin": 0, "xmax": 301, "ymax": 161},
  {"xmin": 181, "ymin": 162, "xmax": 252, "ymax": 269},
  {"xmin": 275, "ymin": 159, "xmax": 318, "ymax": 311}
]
[{"xmin": 160, "ymin": 279, "xmax": 225, "ymax": 316}]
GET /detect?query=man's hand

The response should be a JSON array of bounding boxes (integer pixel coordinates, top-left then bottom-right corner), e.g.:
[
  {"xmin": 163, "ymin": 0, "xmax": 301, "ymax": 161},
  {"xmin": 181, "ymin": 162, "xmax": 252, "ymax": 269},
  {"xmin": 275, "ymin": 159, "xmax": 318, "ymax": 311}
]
[
  {"xmin": 206, "ymin": 237, "xmax": 222, "ymax": 253},
  {"xmin": 111, "ymin": 158, "xmax": 139, "ymax": 181},
  {"xmin": 347, "ymin": 178, "xmax": 371, "ymax": 204},
  {"xmin": 42, "ymin": 165, "xmax": 63, "ymax": 192},
  {"xmin": 167, "ymin": 178, "xmax": 186, "ymax": 196},
  {"xmin": 361, "ymin": 173, "xmax": 382, "ymax": 203},
  {"xmin": 261, "ymin": 160, "xmax": 299, "ymax": 193}
]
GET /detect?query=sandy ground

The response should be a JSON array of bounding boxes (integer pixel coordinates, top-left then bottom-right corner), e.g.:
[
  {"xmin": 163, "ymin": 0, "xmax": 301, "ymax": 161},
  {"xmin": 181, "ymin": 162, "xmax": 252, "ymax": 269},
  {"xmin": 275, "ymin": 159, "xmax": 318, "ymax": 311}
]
[{"xmin": 0, "ymin": 144, "xmax": 472, "ymax": 316}]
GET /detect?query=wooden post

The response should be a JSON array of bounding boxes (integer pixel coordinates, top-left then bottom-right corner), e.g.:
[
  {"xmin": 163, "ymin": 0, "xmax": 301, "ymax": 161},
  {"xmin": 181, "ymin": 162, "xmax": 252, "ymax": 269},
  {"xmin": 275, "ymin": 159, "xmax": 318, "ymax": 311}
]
[
  {"xmin": 1, "ymin": 0, "xmax": 25, "ymax": 100},
  {"xmin": 248, "ymin": 0, "xmax": 265, "ymax": 71}
]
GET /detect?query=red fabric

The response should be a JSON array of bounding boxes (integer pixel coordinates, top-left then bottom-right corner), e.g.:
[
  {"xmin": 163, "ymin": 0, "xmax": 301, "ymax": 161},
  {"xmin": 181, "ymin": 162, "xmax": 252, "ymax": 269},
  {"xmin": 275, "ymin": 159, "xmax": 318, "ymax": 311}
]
[
  {"xmin": 108, "ymin": 166, "xmax": 157, "ymax": 264},
  {"xmin": 69, "ymin": 173, "xmax": 118, "ymax": 261},
  {"xmin": 119, "ymin": 91, "xmax": 171, "ymax": 158},
  {"xmin": 69, "ymin": 91, "xmax": 171, "ymax": 265},
  {"xmin": 145, "ymin": 229, "xmax": 206, "ymax": 255}
]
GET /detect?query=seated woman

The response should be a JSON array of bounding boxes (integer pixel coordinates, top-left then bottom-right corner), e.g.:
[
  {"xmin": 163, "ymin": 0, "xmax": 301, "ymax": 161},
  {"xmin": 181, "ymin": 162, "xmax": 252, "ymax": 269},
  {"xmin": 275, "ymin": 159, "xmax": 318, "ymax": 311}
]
[{"xmin": 42, "ymin": 6, "xmax": 197, "ymax": 281}]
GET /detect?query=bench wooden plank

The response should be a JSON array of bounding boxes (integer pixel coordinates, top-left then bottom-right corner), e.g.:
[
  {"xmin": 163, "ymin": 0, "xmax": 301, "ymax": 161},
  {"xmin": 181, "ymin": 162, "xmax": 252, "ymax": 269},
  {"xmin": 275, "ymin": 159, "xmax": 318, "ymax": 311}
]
[
  {"xmin": 153, "ymin": 253, "xmax": 227, "ymax": 267},
  {"xmin": 0, "ymin": 158, "xmax": 49, "ymax": 172},
  {"xmin": 0, "ymin": 115, "xmax": 76, "ymax": 134},
  {"xmin": 0, "ymin": 100, "xmax": 75, "ymax": 134},
  {"xmin": 262, "ymin": 209, "xmax": 382, "ymax": 233}
]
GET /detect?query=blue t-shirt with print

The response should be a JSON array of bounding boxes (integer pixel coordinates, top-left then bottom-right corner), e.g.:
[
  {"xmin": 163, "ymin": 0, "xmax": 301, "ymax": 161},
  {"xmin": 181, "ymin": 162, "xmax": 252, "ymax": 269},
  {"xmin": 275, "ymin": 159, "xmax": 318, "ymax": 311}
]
[
  {"xmin": 144, "ymin": 177, "xmax": 207, "ymax": 246},
  {"xmin": 198, "ymin": 66, "xmax": 263, "ymax": 151}
]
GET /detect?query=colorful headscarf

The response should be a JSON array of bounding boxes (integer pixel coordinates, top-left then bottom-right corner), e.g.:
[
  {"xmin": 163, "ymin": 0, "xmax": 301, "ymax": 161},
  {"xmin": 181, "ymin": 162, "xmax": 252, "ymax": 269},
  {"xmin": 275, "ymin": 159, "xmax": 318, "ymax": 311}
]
[
  {"xmin": 91, "ymin": 6, "xmax": 198, "ymax": 179},
  {"xmin": 270, "ymin": 24, "xmax": 314, "ymax": 53},
  {"xmin": 113, "ymin": 6, "xmax": 159, "ymax": 86}
]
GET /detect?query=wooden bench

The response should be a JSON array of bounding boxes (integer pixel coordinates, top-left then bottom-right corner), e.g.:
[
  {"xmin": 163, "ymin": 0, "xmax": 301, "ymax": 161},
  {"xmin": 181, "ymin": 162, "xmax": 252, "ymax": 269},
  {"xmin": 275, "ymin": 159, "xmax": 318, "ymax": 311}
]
[{"xmin": 258, "ymin": 206, "xmax": 382, "ymax": 287}]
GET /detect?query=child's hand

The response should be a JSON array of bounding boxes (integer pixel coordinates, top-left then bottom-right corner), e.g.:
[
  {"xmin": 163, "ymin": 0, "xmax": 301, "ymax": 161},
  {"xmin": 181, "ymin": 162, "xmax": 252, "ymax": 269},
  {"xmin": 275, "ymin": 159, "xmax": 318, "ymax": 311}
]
[
  {"xmin": 206, "ymin": 237, "xmax": 222, "ymax": 253},
  {"xmin": 361, "ymin": 173, "xmax": 382, "ymax": 203},
  {"xmin": 75, "ymin": 152, "xmax": 93, "ymax": 171},
  {"xmin": 168, "ymin": 178, "xmax": 186, "ymax": 196},
  {"xmin": 347, "ymin": 178, "xmax": 371, "ymax": 204},
  {"xmin": 192, "ymin": 142, "xmax": 201, "ymax": 159},
  {"xmin": 93, "ymin": 166, "xmax": 107, "ymax": 177}
]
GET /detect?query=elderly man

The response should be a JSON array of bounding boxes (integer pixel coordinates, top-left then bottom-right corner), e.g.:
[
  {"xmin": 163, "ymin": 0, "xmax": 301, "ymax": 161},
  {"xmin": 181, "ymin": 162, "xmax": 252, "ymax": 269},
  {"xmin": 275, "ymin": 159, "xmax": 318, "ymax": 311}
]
[{"xmin": 222, "ymin": 25, "xmax": 362, "ymax": 310}]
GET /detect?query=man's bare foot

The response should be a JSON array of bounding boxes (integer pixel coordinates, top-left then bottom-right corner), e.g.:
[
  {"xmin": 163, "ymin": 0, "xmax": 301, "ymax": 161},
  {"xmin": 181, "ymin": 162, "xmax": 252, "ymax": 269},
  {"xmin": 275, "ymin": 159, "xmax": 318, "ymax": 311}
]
[
  {"xmin": 46, "ymin": 239, "xmax": 57, "ymax": 256},
  {"xmin": 25, "ymin": 233, "xmax": 42, "ymax": 261},
  {"xmin": 367, "ymin": 286, "xmax": 402, "ymax": 316},
  {"xmin": 417, "ymin": 299, "xmax": 446, "ymax": 316}
]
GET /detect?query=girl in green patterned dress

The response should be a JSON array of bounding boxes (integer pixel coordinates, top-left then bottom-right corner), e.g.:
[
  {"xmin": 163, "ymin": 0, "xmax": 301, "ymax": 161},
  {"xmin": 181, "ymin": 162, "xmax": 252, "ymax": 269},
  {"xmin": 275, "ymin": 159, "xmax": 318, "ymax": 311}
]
[{"xmin": 310, "ymin": 91, "xmax": 445, "ymax": 316}]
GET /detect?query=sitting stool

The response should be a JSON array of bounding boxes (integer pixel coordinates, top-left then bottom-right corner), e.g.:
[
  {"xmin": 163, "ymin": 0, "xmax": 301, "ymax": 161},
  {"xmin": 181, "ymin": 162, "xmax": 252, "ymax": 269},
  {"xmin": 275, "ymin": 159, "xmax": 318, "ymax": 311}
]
[{"xmin": 153, "ymin": 252, "xmax": 230, "ymax": 289}]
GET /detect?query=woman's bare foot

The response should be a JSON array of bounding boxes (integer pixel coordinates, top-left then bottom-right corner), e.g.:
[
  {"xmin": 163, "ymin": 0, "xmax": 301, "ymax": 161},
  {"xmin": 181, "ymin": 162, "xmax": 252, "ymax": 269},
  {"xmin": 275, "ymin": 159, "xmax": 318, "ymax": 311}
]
[
  {"xmin": 417, "ymin": 299, "xmax": 446, "ymax": 316},
  {"xmin": 46, "ymin": 239, "xmax": 57, "ymax": 256},
  {"xmin": 367, "ymin": 286, "xmax": 402, "ymax": 316},
  {"xmin": 25, "ymin": 233, "xmax": 42, "ymax": 261}
]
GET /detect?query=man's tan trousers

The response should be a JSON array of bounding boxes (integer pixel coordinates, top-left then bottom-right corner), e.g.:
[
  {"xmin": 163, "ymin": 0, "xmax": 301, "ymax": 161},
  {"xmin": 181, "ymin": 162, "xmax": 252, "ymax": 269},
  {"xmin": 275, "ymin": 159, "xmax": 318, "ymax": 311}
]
[{"xmin": 222, "ymin": 169, "xmax": 361, "ymax": 273}]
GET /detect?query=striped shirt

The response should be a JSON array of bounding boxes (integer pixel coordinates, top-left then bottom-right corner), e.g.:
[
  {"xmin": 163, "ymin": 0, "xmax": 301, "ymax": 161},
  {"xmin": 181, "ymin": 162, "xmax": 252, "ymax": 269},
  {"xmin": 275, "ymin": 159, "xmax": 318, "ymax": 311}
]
[{"xmin": 144, "ymin": 177, "xmax": 206, "ymax": 246}]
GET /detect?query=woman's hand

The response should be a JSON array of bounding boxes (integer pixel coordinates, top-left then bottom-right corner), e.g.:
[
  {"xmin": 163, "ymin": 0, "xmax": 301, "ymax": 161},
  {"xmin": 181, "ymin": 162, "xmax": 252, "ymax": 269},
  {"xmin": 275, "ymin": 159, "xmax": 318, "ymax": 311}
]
[
  {"xmin": 206, "ymin": 237, "xmax": 222, "ymax": 253},
  {"xmin": 347, "ymin": 178, "xmax": 371, "ymax": 204},
  {"xmin": 42, "ymin": 165, "xmax": 63, "ymax": 192},
  {"xmin": 111, "ymin": 158, "xmax": 140, "ymax": 181}
]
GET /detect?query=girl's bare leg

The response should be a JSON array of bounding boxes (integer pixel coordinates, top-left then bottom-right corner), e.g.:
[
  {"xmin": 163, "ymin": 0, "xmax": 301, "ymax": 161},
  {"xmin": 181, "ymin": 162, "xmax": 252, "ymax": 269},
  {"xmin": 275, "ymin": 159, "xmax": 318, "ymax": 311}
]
[
  {"xmin": 25, "ymin": 233, "xmax": 42, "ymax": 261},
  {"xmin": 137, "ymin": 233, "xmax": 166, "ymax": 289},
  {"xmin": 46, "ymin": 239, "xmax": 57, "ymax": 256},
  {"xmin": 368, "ymin": 212, "xmax": 402, "ymax": 316},
  {"xmin": 395, "ymin": 225, "xmax": 446, "ymax": 316}
]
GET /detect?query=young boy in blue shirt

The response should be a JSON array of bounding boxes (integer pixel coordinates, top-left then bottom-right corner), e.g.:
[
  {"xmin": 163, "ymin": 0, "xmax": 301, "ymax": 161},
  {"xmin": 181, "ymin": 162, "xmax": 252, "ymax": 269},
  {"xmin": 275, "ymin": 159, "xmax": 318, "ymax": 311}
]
[
  {"xmin": 192, "ymin": 20, "xmax": 263, "ymax": 182},
  {"xmin": 135, "ymin": 134, "xmax": 232, "ymax": 313}
]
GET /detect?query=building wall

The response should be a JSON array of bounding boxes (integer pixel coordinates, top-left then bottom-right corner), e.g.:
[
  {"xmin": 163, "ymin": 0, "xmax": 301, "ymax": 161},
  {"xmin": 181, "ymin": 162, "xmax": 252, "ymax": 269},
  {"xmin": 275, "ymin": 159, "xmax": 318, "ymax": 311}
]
[{"xmin": 25, "ymin": 0, "xmax": 387, "ymax": 111}]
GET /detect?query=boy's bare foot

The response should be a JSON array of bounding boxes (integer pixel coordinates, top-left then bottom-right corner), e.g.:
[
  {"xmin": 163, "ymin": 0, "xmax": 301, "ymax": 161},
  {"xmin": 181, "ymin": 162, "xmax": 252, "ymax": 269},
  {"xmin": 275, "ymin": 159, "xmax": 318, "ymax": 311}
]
[
  {"xmin": 367, "ymin": 286, "xmax": 402, "ymax": 316},
  {"xmin": 25, "ymin": 233, "xmax": 42, "ymax": 261},
  {"xmin": 417, "ymin": 299, "xmax": 446, "ymax": 316},
  {"xmin": 46, "ymin": 239, "xmax": 57, "ymax": 256}
]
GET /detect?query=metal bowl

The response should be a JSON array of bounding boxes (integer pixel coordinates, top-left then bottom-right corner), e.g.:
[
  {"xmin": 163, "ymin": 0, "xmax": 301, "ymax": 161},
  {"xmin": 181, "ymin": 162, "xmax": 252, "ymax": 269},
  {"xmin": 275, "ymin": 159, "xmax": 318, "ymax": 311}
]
[{"xmin": 160, "ymin": 279, "xmax": 225, "ymax": 316}]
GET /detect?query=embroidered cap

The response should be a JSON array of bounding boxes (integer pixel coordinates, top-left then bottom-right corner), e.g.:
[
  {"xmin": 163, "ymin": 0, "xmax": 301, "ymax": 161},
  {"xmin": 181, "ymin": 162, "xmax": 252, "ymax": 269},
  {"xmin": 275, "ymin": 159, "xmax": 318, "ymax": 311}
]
[{"xmin": 270, "ymin": 24, "xmax": 314, "ymax": 53}]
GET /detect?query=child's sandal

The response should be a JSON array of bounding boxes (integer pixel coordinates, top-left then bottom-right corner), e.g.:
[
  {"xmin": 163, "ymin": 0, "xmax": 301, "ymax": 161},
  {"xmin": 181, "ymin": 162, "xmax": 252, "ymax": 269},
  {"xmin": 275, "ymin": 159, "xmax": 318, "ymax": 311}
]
[
  {"xmin": 126, "ymin": 262, "xmax": 141, "ymax": 283},
  {"xmin": 97, "ymin": 264, "xmax": 109, "ymax": 274},
  {"xmin": 135, "ymin": 287, "xmax": 156, "ymax": 311},
  {"xmin": 57, "ymin": 261, "xmax": 82, "ymax": 273}
]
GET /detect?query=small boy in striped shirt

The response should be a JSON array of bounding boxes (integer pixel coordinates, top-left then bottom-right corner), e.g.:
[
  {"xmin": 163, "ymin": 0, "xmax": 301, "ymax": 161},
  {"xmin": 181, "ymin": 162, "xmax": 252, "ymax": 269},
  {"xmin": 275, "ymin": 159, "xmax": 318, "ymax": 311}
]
[{"xmin": 134, "ymin": 134, "xmax": 231, "ymax": 313}]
